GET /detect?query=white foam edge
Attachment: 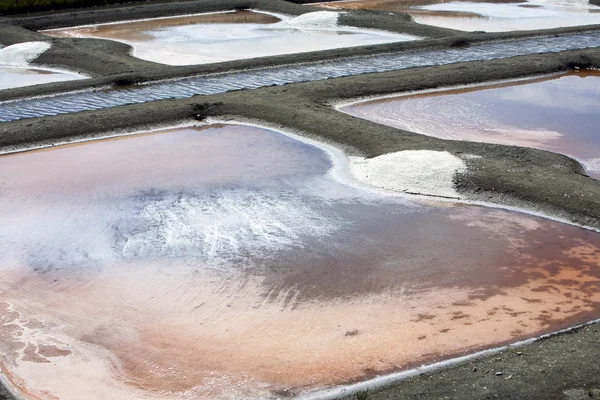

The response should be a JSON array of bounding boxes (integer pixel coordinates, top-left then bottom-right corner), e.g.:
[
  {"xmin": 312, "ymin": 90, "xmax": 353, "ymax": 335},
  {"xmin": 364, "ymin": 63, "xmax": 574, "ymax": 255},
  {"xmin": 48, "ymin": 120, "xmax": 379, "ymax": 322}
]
[{"xmin": 298, "ymin": 317, "xmax": 600, "ymax": 400}]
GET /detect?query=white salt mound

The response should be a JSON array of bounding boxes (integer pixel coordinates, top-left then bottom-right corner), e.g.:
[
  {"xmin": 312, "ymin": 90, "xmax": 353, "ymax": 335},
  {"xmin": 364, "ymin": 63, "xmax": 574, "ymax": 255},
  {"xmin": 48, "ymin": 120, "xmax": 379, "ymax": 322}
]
[
  {"xmin": 0, "ymin": 41, "xmax": 51, "ymax": 67},
  {"xmin": 583, "ymin": 158, "xmax": 600, "ymax": 177},
  {"xmin": 277, "ymin": 11, "xmax": 341, "ymax": 29},
  {"xmin": 350, "ymin": 150, "xmax": 467, "ymax": 198}
]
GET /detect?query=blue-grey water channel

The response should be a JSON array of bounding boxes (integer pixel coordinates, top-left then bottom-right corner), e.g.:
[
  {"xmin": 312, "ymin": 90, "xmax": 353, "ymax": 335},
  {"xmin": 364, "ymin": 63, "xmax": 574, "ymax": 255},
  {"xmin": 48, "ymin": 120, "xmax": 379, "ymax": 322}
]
[{"xmin": 0, "ymin": 32, "xmax": 599, "ymax": 122}]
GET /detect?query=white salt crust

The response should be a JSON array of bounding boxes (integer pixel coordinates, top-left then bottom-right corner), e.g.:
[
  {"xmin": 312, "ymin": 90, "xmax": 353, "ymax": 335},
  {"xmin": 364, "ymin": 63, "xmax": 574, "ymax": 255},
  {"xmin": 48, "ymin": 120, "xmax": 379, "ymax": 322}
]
[
  {"xmin": 0, "ymin": 42, "xmax": 51, "ymax": 67},
  {"xmin": 349, "ymin": 150, "xmax": 467, "ymax": 199}
]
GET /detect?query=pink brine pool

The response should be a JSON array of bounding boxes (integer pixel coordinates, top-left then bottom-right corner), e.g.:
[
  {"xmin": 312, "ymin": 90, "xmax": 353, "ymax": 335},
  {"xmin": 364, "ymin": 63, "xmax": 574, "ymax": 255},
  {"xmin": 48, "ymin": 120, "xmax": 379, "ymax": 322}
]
[
  {"xmin": 0, "ymin": 124, "xmax": 599, "ymax": 399},
  {"xmin": 341, "ymin": 71, "xmax": 600, "ymax": 179}
]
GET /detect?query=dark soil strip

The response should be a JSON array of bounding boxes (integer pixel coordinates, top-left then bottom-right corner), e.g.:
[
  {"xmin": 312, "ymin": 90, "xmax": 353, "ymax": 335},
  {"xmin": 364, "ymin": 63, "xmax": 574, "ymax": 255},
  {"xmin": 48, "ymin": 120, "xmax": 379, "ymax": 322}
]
[{"xmin": 0, "ymin": 386, "xmax": 13, "ymax": 400}]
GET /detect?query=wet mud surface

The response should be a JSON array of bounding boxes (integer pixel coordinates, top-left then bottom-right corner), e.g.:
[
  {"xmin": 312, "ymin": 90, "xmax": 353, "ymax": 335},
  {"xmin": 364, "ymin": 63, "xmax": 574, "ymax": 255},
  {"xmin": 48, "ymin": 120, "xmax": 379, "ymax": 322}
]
[
  {"xmin": 1, "ymin": 124, "xmax": 600, "ymax": 399},
  {"xmin": 342, "ymin": 71, "xmax": 600, "ymax": 179}
]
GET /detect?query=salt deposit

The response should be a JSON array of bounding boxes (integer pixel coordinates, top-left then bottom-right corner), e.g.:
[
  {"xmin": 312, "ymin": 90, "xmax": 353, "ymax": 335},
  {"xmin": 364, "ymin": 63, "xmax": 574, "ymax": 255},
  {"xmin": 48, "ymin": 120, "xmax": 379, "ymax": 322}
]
[
  {"xmin": 349, "ymin": 150, "xmax": 467, "ymax": 198},
  {"xmin": 276, "ymin": 11, "xmax": 341, "ymax": 29},
  {"xmin": 0, "ymin": 41, "xmax": 85, "ymax": 90},
  {"xmin": 1, "ymin": 124, "xmax": 600, "ymax": 400},
  {"xmin": 0, "ymin": 42, "xmax": 51, "ymax": 67}
]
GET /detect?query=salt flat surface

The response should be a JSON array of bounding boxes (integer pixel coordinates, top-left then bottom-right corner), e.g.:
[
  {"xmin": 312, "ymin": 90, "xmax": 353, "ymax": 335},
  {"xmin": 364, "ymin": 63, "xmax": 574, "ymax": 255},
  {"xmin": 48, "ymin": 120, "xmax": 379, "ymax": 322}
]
[
  {"xmin": 0, "ymin": 42, "xmax": 51, "ymax": 67},
  {"xmin": 350, "ymin": 150, "xmax": 467, "ymax": 198},
  {"xmin": 43, "ymin": 10, "xmax": 419, "ymax": 65},
  {"xmin": 1, "ymin": 124, "xmax": 599, "ymax": 400}
]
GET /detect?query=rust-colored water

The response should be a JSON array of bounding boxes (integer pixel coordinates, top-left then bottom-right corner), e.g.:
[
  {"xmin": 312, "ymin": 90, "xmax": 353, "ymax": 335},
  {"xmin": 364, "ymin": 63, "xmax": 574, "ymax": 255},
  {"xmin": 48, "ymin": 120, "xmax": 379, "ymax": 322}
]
[
  {"xmin": 342, "ymin": 71, "xmax": 600, "ymax": 179},
  {"xmin": 1, "ymin": 124, "xmax": 599, "ymax": 399}
]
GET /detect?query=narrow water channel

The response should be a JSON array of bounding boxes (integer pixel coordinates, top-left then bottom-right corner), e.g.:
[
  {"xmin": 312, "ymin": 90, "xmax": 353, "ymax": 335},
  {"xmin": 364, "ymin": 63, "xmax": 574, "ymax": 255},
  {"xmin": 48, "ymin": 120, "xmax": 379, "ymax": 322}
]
[
  {"xmin": 1, "ymin": 123, "xmax": 599, "ymax": 400},
  {"xmin": 1, "ymin": 31, "xmax": 599, "ymax": 122}
]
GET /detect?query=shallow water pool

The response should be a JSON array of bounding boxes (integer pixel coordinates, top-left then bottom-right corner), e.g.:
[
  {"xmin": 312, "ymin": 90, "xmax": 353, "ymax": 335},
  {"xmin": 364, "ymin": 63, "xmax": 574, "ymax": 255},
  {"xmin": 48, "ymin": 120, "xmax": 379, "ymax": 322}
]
[
  {"xmin": 1, "ymin": 123, "xmax": 599, "ymax": 399},
  {"xmin": 341, "ymin": 71, "xmax": 600, "ymax": 178},
  {"xmin": 316, "ymin": 0, "xmax": 600, "ymax": 31},
  {"xmin": 0, "ymin": 66, "xmax": 83, "ymax": 90},
  {"xmin": 42, "ymin": 10, "xmax": 419, "ymax": 65}
]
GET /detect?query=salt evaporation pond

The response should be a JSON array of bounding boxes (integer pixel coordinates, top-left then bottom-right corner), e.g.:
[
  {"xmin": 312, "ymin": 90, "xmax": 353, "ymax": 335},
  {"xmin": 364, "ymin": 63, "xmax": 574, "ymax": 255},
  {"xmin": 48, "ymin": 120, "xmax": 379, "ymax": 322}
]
[
  {"xmin": 342, "ymin": 71, "xmax": 600, "ymax": 179},
  {"xmin": 0, "ymin": 42, "xmax": 83, "ymax": 90},
  {"xmin": 0, "ymin": 67, "xmax": 82, "ymax": 90},
  {"xmin": 42, "ymin": 10, "xmax": 418, "ymax": 65},
  {"xmin": 316, "ymin": 0, "xmax": 600, "ymax": 31},
  {"xmin": 1, "ymin": 124, "xmax": 600, "ymax": 399}
]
